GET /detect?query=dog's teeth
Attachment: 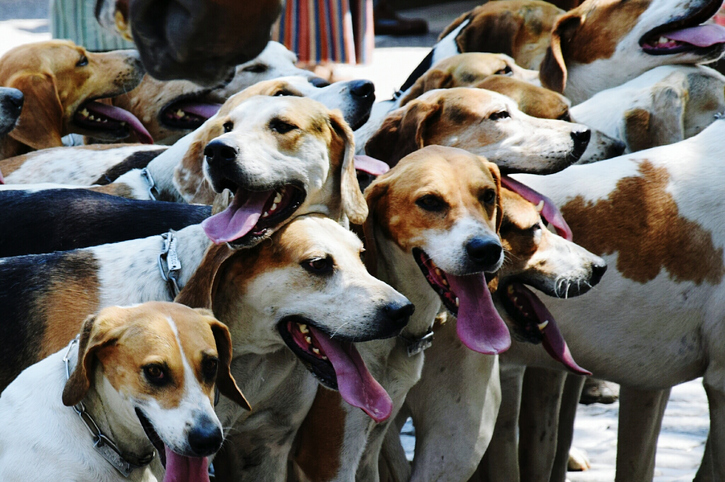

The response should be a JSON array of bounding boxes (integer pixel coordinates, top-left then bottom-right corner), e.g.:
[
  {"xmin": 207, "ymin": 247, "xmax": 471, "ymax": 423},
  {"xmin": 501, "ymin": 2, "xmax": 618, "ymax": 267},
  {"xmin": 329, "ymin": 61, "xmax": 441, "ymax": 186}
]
[
  {"xmin": 455, "ymin": 297, "xmax": 460, "ymax": 307},
  {"xmin": 120, "ymin": 121, "xmax": 127, "ymax": 126},
  {"xmin": 274, "ymin": 192, "xmax": 283, "ymax": 204},
  {"xmin": 658, "ymin": 36, "xmax": 669, "ymax": 45},
  {"xmin": 89, "ymin": 115, "xmax": 95, "ymax": 121},
  {"xmin": 270, "ymin": 202, "xmax": 278, "ymax": 212},
  {"xmin": 537, "ymin": 320, "xmax": 549, "ymax": 331},
  {"xmin": 321, "ymin": 355, "xmax": 328, "ymax": 360},
  {"xmin": 535, "ymin": 200, "xmax": 545, "ymax": 213},
  {"xmin": 102, "ymin": 119, "xmax": 107, "ymax": 123},
  {"xmin": 305, "ymin": 336, "xmax": 312, "ymax": 345},
  {"xmin": 435, "ymin": 268, "xmax": 443, "ymax": 277},
  {"xmin": 442, "ymin": 278, "xmax": 449, "ymax": 287},
  {"xmin": 80, "ymin": 109, "xmax": 89, "ymax": 117},
  {"xmin": 512, "ymin": 296, "xmax": 518, "ymax": 302},
  {"xmin": 507, "ymin": 285, "xmax": 515, "ymax": 294},
  {"xmin": 312, "ymin": 347, "xmax": 321, "ymax": 356},
  {"xmin": 298, "ymin": 323, "xmax": 309, "ymax": 334}
]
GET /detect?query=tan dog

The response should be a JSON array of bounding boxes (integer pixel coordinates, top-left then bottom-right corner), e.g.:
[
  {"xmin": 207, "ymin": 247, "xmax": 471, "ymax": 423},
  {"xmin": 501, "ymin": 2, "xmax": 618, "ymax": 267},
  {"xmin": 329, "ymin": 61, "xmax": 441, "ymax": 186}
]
[
  {"xmin": 0, "ymin": 301, "xmax": 248, "ymax": 482},
  {"xmin": 365, "ymin": 88, "xmax": 591, "ymax": 173},
  {"xmin": 540, "ymin": 0, "xmax": 725, "ymax": 104},
  {"xmin": 0, "ymin": 40, "xmax": 149, "ymax": 158}
]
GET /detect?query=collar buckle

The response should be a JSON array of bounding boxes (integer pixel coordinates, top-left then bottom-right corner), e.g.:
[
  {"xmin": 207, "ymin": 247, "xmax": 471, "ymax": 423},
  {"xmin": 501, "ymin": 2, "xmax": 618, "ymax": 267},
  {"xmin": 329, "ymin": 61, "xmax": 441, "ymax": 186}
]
[
  {"xmin": 158, "ymin": 232, "xmax": 182, "ymax": 298},
  {"xmin": 399, "ymin": 330, "xmax": 434, "ymax": 357},
  {"xmin": 140, "ymin": 168, "xmax": 159, "ymax": 201}
]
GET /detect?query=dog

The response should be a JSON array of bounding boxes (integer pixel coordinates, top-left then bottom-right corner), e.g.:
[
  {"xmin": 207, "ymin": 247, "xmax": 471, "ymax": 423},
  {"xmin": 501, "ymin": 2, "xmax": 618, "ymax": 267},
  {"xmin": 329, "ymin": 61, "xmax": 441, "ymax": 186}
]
[
  {"xmin": 0, "ymin": 301, "xmax": 249, "ymax": 482},
  {"xmin": 0, "ymin": 189, "xmax": 210, "ymax": 257},
  {"xmin": 0, "ymin": 40, "xmax": 150, "ymax": 159},
  {"xmin": 175, "ymin": 214, "xmax": 413, "ymax": 481},
  {"xmin": 94, "ymin": 0, "xmax": 281, "ymax": 84},
  {"xmin": 107, "ymin": 42, "xmax": 317, "ymax": 145},
  {"xmin": 570, "ymin": 64, "xmax": 725, "ymax": 153},
  {"xmin": 478, "ymin": 118, "xmax": 725, "ymax": 480},
  {"xmin": 539, "ymin": 0, "xmax": 725, "ymax": 104},
  {"xmin": 374, "ymin": 186, "xmax": 606, "ymax": 482},
  {"xmin": 293, "ymin": 145, "xmax": 507, "ymax": 482},
  {"xmin": 363, "ymin": 88, "xmax": 591, "ymax": 174},
  {"xmin": 0, "ymin": 87, "xmax": 23, "ymax": 139}
]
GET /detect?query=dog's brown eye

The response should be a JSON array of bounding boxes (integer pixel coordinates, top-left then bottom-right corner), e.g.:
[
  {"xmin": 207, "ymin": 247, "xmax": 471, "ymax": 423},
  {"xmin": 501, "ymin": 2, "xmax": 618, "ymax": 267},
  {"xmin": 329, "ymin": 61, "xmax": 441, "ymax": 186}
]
[
  {"xmin": 202, "ymin": 358, "xmax": 218, "ymax": 381},
  {"xmin": 242, "ymin": 64, "xmax": 267, "ymax": 73},
  {"xmin": 489, "ymin": 111, "xmax": 510, "ymax": 121},
  {"xmin": 416, "ymin": 194, "xmax": 447, "ymax": 212},
  {"xmin": 480, "ymin": 190, "xmax": 496, "ymax": 205},
  {"xmin": 302, "ymin": 256, "xmax": 334, "ymax": 274},
  {"xmin": 223, "ymin": 122, "xmax": 233, "ymax": 133},
  {"xmin": 76, "ymin": 55, "xmax": 88, "ymax": 67},
  {"xmin": 495, "ymin": 65, "xmax": 513, "ymax": 76},
  {"xmin": 270, "ymin": 119, "xmax": 298, "ymax": 134},
  {"xmin": 143, "ymin": 364, "xmax": 168, "ymax": 386},
  {"xmin": 529, "ymin": 222, "xmax": 542, "ymax": 234}
]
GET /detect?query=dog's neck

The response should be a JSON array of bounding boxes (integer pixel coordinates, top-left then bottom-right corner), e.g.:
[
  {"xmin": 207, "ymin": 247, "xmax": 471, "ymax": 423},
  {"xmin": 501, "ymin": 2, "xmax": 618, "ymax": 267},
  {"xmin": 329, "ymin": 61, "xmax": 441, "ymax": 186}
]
[
  {"xmin": 113, "ymin": 148, "xmax": 186, "ymax": 203},
  {"xmin": 375, "ymin": 234, "xmax": 443, "ymax": 341},
  {"xmin": 0, "ymin": 136, "xmax": 31, "ymax": 161}
]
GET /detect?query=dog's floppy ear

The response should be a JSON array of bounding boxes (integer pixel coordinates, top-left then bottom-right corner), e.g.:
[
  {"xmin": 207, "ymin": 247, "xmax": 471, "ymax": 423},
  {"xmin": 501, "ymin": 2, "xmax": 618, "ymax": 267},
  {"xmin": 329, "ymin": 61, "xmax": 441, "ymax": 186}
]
[
  {"xmin": 486, "ymin": 160, "xmax": 504, "ymax": 232},
  {"xmin": 362, "ymin": 176, "xmax": 391, "ymax": 278},
  {"xmin": 623, "ymin": 86, "xmax": 685, "ymax": 152},
  {"xmin": 539, "ymin": 14, "xmax": 581, "ymax": 94},
  {"xmin": 175, "ymin": 243, "xmax": 237, "ymax": 311},
  {"xmin": 400, "ymin": 70, "xmax": 452, "ymax": 106},
  {"xmin": 202, "ymin": 313, "xmax": 252, "ymax": 411},
  {"xmin": 329, "ymin": 109, "xmax": 368, "ymax": 226},
  {"xmin": 365, "ymin": 100, "xmax": 441, "ymax": 167},
  {"xmin": 7, "ymin": 72, "xmax": 64, "ymax": 149},
  {"xmin": 174, "ymin": 120, "xmax": 224, "ymax": 204},
  {"xmin": 62, "ymin": 312, "xmax": 125, "ymax": 406}
]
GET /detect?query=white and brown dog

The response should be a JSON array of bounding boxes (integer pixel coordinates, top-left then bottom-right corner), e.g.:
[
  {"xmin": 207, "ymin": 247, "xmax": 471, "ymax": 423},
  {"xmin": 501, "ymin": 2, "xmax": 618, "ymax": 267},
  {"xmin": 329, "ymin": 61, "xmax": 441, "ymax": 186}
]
[{"xmin": 0, "ymin": 301, "xmax": 248, "ymax": 482}]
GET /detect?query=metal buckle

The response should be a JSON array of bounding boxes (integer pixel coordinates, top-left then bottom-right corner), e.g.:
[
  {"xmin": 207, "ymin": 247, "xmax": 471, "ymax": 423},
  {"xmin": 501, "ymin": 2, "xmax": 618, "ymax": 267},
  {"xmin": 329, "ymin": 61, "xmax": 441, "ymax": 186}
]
[
  {"xmin": 158, "ymin": 232, "xmax": 182, "ymax": 298},
  {"xmin": 400, "ymin": 330, "xmax": 434, "ymax": 357},
  {"xmin": 140, "ymin": 168, "xmax": 159, "ymax": 201}
]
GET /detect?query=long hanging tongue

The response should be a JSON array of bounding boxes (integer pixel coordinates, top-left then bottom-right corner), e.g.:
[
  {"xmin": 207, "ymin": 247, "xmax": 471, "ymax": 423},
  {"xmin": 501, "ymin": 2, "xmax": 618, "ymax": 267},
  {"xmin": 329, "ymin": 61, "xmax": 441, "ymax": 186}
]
[
  {"xmin": 173, "ymin": 101, "xmax": 222, "ymax": 119},
  {"xmin": 163, "ymin": 447, "xmax": 209, "ymax": 482},
  {"xmin": 202, "ymin": 189, "xmax": 273, "ymax": 243},
  {"xmin": 501, "ymin": 176, "xmax": 572, "ymax": 241},
  {"xmin": 663, "ymin": 24, "xmax": 725, "ymax": 47},
  {"xmin": 308, "ymin": 326, "xmax": 393, "ymax": 423},
  {"xmin": 83, "ymin": 101, "xmax": 154, "ymax": 144},
  {"xmin": 513, "ymin": 283, "xmax": 591, "ymax": 375},
  {"xmin": 447, "ymin": 273, "xmax": 511, "ymax": 354}
]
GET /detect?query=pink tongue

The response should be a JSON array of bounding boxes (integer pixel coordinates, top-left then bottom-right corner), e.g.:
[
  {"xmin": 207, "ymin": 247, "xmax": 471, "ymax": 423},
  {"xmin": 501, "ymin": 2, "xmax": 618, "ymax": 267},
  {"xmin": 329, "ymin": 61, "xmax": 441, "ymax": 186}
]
[
  {"xmin": 501, "ymin": 176, "xmax": 572, "ymax": 241},
  {"xmin": 354, "ymin": 155, "xmax": 390, "ymax": 176},
  {"xmin": 664, "ymin": 24, "xmax": 725, "ymax": 47},
  {"xmin": 447, "ymin": 273, "xmax": 511, "ymax": 354},
  {"xmin": 174, "ymin": 101, "xmax": 222, "ymax": 119},
  {"xmin": 83, "ymin": 101, "xmax": 154, "ymax": 144},
  {"xmin": 308, "ymin": 326, "xmax": 393, "ymax": 422},
  {"xmin": 163, "ymin": 447, "xmax": 209, "ymax": 482},
  {"xmin": 514, "ymin": 283, "xmax": 591, "ymax": 375},
  {"xmin": 201, "ymin": 189, "xmax": 273, "ymax": 243}
]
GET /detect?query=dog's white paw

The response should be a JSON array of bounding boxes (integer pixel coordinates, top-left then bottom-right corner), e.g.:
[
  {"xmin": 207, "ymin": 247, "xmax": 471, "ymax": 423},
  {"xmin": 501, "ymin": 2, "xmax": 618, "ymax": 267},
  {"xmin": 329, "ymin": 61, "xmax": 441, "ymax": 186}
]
[{"xmin": 567, "ymin": 446, "xmax": 591, "ymax": 471}]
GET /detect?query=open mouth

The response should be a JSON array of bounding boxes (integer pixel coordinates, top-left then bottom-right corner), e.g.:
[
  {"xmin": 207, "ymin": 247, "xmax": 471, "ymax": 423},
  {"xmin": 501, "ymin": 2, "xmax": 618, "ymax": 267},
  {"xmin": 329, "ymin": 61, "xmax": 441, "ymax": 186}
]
[
  {"xmin": 278, "ymin": 317, "xmax": 392, "ymax": 422},
  {"xmin": 73, "ymin": 100, "xmax": 154, "ymax": 144},
  {"xmin": 201, "ymin": 184, "xmax": 306, "ymax": 248},
  {"xmin": 160, "ymin": 96, "xmax": 222, "ymax": 130},
  {"xmin": 498, "ymin": 281, "xmax": 590, "ymax": 375},
  {"xmin": 412, "ymin": 248, "xmax": 510, "ymax": 354},
  {"xmin": 136, "ymin": 408, "xmax": 211, "ymax": 481},
  {"xmin": 640, "ymin": 0, "xmax": 725, "ymax": 55}
]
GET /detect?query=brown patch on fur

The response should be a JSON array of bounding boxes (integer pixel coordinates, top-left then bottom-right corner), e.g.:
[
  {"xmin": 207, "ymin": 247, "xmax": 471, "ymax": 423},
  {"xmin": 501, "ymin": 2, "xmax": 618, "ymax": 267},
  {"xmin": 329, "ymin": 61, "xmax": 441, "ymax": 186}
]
[
  {"xmin": 0, "ymin": 152, "xmax": 31, "ymax": 176},
  {"xmin": 89, "ymin": 183, "xmax": 136, "ymax": 198},
  {"xmin": 561, "ymin": 161, "xmax": 725, "ymax": 284},
  {"xmin": 440, "ymin": 0, "xmax": 563, "ymax": 69},
  {"xmin": 623, "ymin": 108, "xmax": 655, "ymax": 152},
  {"xmin": 476, "ymin": 76, "xmax": 570, "ymax": 120},
  {"xmin": 294, "ymin": 387, "xmax": 346, "ymax": 481}
]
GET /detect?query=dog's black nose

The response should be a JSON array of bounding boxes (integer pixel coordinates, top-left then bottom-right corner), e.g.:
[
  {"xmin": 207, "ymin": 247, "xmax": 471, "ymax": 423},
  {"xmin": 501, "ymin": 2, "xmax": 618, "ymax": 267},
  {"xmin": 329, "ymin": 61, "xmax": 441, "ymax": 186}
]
[
  {"xmin": 610, "ymin": 138, "xmax": 626, "ymax": 157},
  {"xmin": 204, "ymin": 140, "xmax": 238, "ymax": 165},
  {"xmin": 0, "ymin": 88, "xmax": 23, "ymax": 116},
  {"xmin": 590, "ymin": 260, "xmax": 608, "ymax": 286},
  {"xmin": 309, "ymin": 76, "xmax": 330, "ymax": 88},
  {"xmin": 350, "ymin": 80, "xmax": 375, "ymax": 99},
  {"xmin": 188, "ymin": 417, "xmax": 224, "ymax": 457},
  {"xmin": 570, "ymin": 128, "xmax": 591, "ymax": 155},
  {"xmin": 466, "ymin": 237, "xmax": 503, "ymax": 270},
  {"xmin": 383, "ymin": 301, "xmax": 415, "ymax": 329}
]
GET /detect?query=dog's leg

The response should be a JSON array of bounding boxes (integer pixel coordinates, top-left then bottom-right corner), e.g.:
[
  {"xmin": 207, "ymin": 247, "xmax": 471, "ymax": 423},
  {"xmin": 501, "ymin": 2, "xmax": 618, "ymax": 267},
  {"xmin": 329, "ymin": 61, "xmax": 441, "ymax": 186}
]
[
  {"xmin": 518, "ymin": 367, "xmax": 567, "ymax": 482},
  {"xmin": 550, "ymin": 374, "xmax": 586, "ymax": 482},
  {"xmin": 378, "ymin": 423, "xmax": 411, "ymax": 482},
  {"xmin": 694, "ymin": 432, "xmax": 714, "ymax": 482},
  {"xmin": 702, "ymin": 372, "xmax": 725, "ymax": 479},
  {"xmin": 474, "ymin": 364, "xmax": 525, "ymax": 482},
  {"xmin": 614, "ymin": 385, "xmax": 670, "ymax": 482},
  {"xmin": 405, "ymin": 320, "xmax": 501, "ymax": 482}
]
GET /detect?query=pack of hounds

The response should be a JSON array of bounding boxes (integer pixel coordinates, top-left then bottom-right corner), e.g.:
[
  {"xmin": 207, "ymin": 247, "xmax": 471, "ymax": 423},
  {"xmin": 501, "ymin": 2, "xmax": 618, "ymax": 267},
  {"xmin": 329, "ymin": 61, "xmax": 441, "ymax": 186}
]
[{"xmin": 0, "ymin": 0, "xmax": 725, "ymax": 480}]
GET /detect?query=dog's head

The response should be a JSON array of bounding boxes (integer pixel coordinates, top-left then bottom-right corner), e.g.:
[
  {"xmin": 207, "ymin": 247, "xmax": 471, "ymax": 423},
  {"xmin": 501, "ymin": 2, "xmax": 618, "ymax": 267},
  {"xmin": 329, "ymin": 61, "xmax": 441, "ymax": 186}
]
[
  {"xmin": 179, "ymin": 95, "xmax": 366, "ymax": 248},
  {"xmin": 62, "ymin": 302, "xmax": 249, "ymax": 471},
  {"xmin": 493, "ymin": 187, "xmax": 605, "ymax": 374},
  {"xmin": 540, "ymin": 0, "xmax": 725, "ymax": 103},
  {"xmin": 366, "ymin": 88, "xmax": 591, "ymax": 174},
  {"xmin": 177, "ymin": 214, "xmax": 413, "ymax": 422},
  {"xmin": 0, "ymin": 87, "xmax": 23, "ymax": 138},
  {"xmin": 439, "ymin": 0, "xmax": 564, "ymax": 69},
  {"xmin": 399, "ymin": 53, "xmax": 540, "ymax": 106},
  {"xmin": 0, "ymin": 40, "xmax": 149, "ymax": 149},
  {"xmin": 364, "ymin": 145, "xmax": 510, "ymax": 354}
]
